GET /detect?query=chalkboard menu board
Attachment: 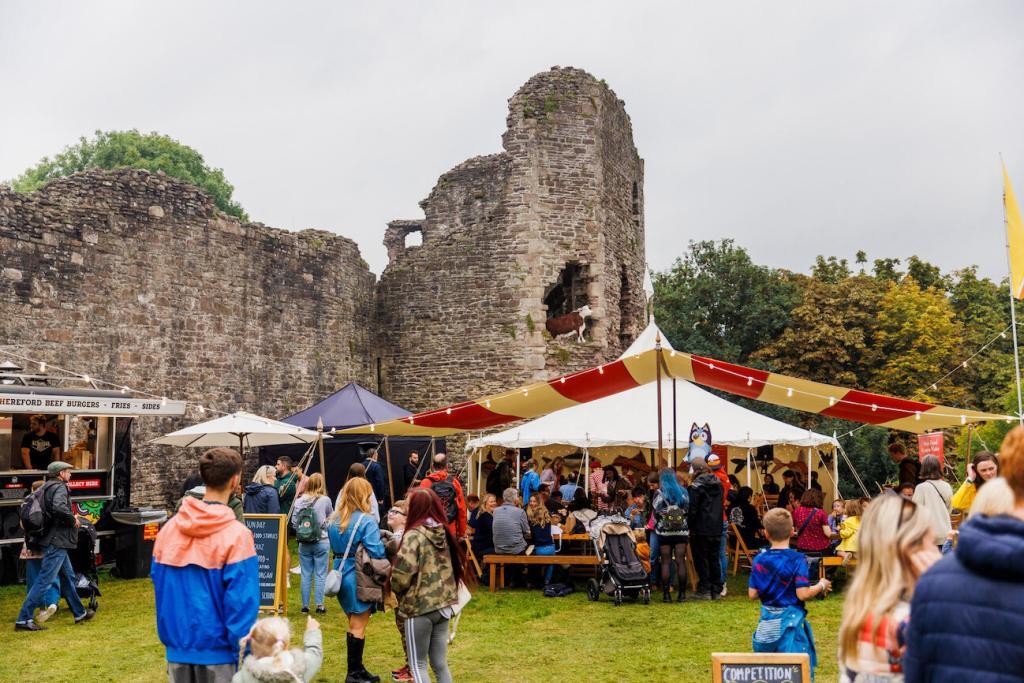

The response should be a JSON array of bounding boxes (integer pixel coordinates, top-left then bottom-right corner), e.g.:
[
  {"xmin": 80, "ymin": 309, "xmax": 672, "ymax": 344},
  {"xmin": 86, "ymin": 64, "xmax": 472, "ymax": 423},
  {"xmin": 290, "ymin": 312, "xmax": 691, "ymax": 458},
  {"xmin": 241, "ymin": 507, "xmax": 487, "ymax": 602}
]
[
  {"xmin": 712, "ymin": 653, "xmax": 810, "ymax": 683},
  {"xmin": 244, "ymin": 514, "xmax": 288, "ymax": 612}
]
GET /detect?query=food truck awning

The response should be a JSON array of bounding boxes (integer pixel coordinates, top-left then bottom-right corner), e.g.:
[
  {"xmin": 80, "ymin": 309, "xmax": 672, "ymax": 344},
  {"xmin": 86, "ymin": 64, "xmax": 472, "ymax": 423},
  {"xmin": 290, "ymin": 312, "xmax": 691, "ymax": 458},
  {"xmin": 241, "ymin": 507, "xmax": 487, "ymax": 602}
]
[{"xmin": 0, "ymin": 385, "xmax": 186, "ymax": 416}]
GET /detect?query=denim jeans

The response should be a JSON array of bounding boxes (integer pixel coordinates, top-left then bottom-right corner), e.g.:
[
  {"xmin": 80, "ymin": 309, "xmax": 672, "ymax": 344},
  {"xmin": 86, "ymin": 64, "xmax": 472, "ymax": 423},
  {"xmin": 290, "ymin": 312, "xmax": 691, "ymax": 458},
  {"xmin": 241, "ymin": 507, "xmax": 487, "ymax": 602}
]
[
  {"xmin": 25, "ymin": 557, "xmax": 60, "ymax": 607},
  {"xmin": 534, "ymin": 544, "xmax": 556, "ymax": 584},
  {"xmin": 17, "ymin": 545, "xmax": 85, "ymax": 623},
  {"xmin": 298, "ymin": 540, "xmax": 329, "ymax": 609},
  {"xmin": 719, "ymin": 520, "xmax": 729, "ymax": 585},
  {"xmin": 648, "ymin": 531, "xmax": 661, "ymax": 584}
]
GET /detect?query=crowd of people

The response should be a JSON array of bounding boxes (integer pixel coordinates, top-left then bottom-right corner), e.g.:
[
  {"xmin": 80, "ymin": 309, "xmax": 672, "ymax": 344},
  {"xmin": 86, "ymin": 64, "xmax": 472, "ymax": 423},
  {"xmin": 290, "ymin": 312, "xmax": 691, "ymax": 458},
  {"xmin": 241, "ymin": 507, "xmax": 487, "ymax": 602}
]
[
  {"xmin": 154, "ymin": 448, "xmax": 474, "ymax": 683},
  {"xmin": 12, "ymin": 431, "xmax": 1024, "ymax": 682}
]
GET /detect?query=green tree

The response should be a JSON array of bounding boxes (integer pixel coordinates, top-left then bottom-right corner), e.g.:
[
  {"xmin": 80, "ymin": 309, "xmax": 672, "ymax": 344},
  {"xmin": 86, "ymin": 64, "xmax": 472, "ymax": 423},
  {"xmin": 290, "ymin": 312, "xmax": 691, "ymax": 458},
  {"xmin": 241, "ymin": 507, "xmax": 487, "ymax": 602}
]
[
  {"xmin": 906, "ymin": 256, "xmax": 948, "ymax": 291},
  {"xmin": 872, "ymin": 257, "xmax": 903, "ymax": 282},
  {"xmin": 817, "ymin": 420, "xmax": 895, "ymax": 497},
  {"xmin": 811, "ymin": 255, "xmax": 851, "ymax": 284},
  {"xmin": 948, "ymin": 267, "xmax": 1017, "ymax": 412},
  {"xmin": 9, "ymin": 130, "xmax": 247, "ymax": 220},
  {"xmin": 652, "ymin": 240, "xmax": 799, "ymax": 364},
  {"xmin": 866, "ymin": 278, "xmax": 964, "ymax": 403},
  {"xmin": 753, "ymin": 273, "xmax": 884, "ymax": 388}
]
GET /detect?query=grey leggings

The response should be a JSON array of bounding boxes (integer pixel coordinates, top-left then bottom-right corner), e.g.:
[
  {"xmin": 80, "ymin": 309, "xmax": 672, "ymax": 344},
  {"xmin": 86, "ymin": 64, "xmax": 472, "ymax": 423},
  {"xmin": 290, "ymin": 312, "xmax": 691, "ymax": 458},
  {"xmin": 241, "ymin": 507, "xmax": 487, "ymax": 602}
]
[{"xmin": 404, "ymin": 609, "xmax": 452, "ymax": 683}]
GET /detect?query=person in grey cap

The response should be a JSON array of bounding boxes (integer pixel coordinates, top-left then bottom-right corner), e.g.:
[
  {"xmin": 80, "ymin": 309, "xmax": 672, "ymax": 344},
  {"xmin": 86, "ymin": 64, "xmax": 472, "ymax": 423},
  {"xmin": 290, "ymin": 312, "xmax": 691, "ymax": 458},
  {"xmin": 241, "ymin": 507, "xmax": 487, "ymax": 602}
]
[{"xmin": 14, "ymin": 461, "xmax": 95, "ymax": 631}]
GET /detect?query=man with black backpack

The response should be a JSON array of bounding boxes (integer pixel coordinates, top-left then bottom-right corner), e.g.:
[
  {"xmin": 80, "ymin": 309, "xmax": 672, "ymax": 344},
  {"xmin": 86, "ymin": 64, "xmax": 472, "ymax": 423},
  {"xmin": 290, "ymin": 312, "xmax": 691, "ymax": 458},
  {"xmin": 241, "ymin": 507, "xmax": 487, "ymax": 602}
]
[
  {"xmin": 418, "ymin": 453, "xmax": 467, "ymax": 539},
  {"xmin": 15, "ymin": 461, "xmax": 95, "ymax": 631}
]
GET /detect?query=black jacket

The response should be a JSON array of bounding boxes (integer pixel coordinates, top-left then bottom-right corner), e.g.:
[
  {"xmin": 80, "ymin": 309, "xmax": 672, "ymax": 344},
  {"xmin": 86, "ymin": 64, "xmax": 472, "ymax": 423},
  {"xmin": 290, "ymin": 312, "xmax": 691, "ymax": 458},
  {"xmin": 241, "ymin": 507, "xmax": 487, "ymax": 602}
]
[
  {"xmin": 404, "ymin": 461, "xmax": 421, "ymax": 492},
  {"xmin": 486, "ymin": 462, "xmax": 512, "ymax": 499},
  {"xmin": 364, "ymin": 458, "xmax": 387, "ymax": 503},
  {"xmin": 40, "ymin": 478, "xmax": 78, "ymax": 550},
  {"xmin": 687, "ymin": 473, "xmax": 724, "ymax": 537}
]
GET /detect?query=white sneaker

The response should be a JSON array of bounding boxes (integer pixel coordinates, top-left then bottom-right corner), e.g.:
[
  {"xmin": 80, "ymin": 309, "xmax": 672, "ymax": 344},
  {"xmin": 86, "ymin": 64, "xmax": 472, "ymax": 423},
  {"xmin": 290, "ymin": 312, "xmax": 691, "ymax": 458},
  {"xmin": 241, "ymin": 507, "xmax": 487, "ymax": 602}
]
[
  {"xmin": 36, "ymin": 604, "xmax": 57, "ymax": 624},
  {"xmin": 720, "ymin": 585, "xmax": 728, "ymax": 597}
]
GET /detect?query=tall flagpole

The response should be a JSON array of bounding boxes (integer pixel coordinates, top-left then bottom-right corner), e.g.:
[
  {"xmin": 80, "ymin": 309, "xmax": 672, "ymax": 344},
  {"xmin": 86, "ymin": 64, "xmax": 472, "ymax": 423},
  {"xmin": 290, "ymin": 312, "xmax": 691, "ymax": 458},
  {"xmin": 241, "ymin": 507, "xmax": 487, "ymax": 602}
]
[{"xmin": 1002, "ymin": 159, "xmax": 1024, "ymax": 424}]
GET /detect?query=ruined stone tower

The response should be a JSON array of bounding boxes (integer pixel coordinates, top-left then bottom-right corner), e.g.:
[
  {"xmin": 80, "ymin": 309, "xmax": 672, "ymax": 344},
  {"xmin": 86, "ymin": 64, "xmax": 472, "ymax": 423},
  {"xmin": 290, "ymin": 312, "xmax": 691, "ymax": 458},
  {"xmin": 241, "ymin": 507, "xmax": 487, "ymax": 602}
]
[
  {"xmin": 376, "ymin": 66, "xmax": 646, "ymax": 413},
  {"xmin": 0, "ymin": 65, "xmax": 647, "ymax": 505}
]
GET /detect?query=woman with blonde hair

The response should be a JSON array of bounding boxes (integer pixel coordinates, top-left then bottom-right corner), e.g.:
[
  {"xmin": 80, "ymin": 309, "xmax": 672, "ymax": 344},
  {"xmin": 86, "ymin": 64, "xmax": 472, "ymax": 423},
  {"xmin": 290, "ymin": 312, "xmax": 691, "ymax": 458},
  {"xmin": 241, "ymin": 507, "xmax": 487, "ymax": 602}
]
[
  {"xmin": 291, "ymin": 473, "xmax": 334, "ymax": 615},
  {"xmin": 243, "ymin": 465, "xmax": 281, "ymax": 514},
  {"xmin": 838, "ymin": 493, "xmax": 940, "ymax": 681},
  {"xmin": 328, "ymin": 477, "xmax": 386, "ymax": 683}
]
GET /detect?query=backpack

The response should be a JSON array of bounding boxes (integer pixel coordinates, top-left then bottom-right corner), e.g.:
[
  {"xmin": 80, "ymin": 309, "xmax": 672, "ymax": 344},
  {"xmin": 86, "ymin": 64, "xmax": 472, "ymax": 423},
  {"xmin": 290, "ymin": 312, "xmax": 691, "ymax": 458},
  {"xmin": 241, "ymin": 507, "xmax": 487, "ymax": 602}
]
[
  {"xmin": 20, "ymin": 485, "xmax": 51, "ymax": 549},
  {"xmin": 294, "ymin": 502, "xmax": 320, "ymax": 544},
  {"xmin": 430, "ymin": 478, "xmax": 459, "ymax": 524},
  {"xmin": 655, "ymin": 503, "xmax": 688, "ymax": 534}
]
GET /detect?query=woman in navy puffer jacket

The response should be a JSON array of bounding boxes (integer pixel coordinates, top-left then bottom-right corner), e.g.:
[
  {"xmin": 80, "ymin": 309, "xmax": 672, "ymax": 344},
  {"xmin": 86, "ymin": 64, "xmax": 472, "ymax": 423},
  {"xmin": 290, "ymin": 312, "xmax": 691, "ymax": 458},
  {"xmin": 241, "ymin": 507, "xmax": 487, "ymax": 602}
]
[
  {"xmin": 903, "ymin": 427, "xmax": 1024, "ymax": 683},
  {"xmin": 243, "ymin": 465, "xmax": 281, "ymax": 515}
]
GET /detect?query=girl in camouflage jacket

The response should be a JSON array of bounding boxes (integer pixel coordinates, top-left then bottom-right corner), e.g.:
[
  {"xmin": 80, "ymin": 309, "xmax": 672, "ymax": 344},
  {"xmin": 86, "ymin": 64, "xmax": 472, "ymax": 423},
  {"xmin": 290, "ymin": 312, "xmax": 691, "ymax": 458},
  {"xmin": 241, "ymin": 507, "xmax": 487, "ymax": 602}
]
[{"xmin": 390, "ymin": 489, "xmax": 470, "ymax": 683}]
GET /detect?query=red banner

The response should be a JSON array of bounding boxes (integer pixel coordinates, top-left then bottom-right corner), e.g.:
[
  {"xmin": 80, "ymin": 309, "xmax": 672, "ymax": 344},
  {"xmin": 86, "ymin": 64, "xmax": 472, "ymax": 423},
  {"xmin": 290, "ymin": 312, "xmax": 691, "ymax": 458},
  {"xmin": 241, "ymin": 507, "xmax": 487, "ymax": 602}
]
[{"xmin": 918, "ymin": 432, "xmax": 944, "ymax": 467}]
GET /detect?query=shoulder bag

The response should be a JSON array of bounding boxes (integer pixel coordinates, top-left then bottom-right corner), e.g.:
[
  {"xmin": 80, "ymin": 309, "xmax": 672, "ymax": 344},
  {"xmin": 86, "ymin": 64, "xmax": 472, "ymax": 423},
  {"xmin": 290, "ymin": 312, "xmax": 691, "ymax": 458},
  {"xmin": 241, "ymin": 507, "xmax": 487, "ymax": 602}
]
[{"xmin": 324, "ymin": 514, "xmax": 364, "ymax": 597}]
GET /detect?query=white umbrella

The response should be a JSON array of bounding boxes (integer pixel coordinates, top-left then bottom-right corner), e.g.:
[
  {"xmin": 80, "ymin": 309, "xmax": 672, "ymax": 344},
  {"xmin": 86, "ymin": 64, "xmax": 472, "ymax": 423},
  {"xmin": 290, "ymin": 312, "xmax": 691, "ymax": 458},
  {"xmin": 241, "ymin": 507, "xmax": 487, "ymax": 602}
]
[{"xmin": 150, "ymin": 410, "xmax": 326, "ymax": 452}]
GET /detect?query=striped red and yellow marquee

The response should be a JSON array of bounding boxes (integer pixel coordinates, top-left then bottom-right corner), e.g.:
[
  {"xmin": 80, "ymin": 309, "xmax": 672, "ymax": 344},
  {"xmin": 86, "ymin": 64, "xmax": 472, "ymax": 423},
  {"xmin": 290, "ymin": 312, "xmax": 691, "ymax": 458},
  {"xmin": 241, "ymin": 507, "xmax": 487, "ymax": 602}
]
[{"xmin": 335, "ymin": 348, "xmax": 1011, "ymax": 436}]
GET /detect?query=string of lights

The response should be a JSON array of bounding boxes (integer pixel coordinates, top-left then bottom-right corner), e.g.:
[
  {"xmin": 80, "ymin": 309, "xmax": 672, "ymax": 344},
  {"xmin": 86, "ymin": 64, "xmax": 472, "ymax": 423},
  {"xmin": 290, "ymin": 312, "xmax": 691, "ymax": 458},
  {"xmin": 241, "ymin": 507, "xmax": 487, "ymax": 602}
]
[{"xmin": 4, "ymin": 320, "xmax": 1015, "ymax": 432}]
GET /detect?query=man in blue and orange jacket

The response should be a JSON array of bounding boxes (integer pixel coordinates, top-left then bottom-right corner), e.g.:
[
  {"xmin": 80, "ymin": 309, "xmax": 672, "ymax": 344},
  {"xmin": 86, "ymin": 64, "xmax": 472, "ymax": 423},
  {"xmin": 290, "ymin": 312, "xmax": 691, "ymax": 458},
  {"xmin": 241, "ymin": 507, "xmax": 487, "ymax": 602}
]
[{"xmin": 153, "ymin": 447, "xmax": 259, "ymax": 682}]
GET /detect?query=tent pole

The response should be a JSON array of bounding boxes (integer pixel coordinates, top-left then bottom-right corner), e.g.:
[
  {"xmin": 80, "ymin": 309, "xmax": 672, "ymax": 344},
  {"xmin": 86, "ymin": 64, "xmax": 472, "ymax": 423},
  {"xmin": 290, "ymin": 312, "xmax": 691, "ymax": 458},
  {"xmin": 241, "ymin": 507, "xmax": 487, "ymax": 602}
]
[
  {"xmin": 384, "ymin": 436, "xmax": 395, "ymax": 506},
  {"xmin": 584, "ymin": 449, "xmax": 590, "ymax": 496},
  {"xmin": 477, "ymin": 448, "xmax": 483, "ymax": 496},
  {"xmin": 655, "ymin": 333, "xmax": 663, "ymax": 470},
  {"xmin": 316, "ymin": 417, "xmax": 327, "ymax": 480},
  {"xmin": 672, "ymin": 377, "xmax": 678, "ymax": 469},
  {"xmin": 832, "ymin": 441, "xmax": 839, "ymax": 500},
  {"xmin": 807, "ymin": 447, "xmax": 812, "ymax": 489},
  {"xmin": 516, "ymin": 450, "xmax": 521, "ymax": 496},
  {"xmin": 746, "ymin": 449, "xmax": 752, "ymax": 487}
]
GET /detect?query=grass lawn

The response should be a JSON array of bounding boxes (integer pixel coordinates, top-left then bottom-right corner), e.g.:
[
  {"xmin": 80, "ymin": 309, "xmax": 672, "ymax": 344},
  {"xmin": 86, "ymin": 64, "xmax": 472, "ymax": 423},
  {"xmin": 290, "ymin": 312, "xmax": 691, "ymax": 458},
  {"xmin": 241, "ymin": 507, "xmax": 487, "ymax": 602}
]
[{"xmin": 2, "ymin": 561, "xmax": 843, "ymax": 682}]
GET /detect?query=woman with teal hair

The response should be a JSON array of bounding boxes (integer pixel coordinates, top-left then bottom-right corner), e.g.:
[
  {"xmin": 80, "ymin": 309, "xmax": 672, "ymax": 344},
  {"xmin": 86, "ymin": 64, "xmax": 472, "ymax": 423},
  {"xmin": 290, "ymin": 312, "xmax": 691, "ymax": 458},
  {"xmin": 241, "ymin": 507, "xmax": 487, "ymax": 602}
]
[{"xmin": 652, "ymin": 468, "xmax": 690, "ymax": 602}]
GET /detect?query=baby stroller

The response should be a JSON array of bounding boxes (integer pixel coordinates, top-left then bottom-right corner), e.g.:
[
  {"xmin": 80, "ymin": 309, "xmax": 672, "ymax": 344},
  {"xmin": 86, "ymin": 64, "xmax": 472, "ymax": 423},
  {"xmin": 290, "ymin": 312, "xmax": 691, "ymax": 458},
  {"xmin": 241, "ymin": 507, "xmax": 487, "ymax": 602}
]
[
  {"xmin": 585, "ymin": 515, "xmax": 651, "ymax": 606},
  {"xmin": 69, "ymin": 519, "xmax": 101, "ymax": 611}
]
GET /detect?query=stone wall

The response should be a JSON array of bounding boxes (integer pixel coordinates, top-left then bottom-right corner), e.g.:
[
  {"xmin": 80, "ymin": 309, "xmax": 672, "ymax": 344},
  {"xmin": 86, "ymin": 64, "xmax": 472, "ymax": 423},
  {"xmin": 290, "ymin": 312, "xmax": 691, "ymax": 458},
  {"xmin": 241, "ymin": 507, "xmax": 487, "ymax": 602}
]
[
  {"xmin": 0, "ymin": 169, "xmax": 377, "ymax": 505},
  {"xmin": 0, "ymin": 65, "xmax": 648, "ymax": 501},
  {"xmin": 376, "ymin": 67, "xmax": 647, "ymax": 444}
]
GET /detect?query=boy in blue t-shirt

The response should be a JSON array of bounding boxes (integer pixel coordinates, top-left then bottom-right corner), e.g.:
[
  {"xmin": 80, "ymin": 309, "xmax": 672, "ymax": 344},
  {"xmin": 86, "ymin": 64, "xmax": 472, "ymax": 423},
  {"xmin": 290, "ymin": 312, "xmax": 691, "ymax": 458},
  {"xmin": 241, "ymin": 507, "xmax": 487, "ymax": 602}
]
[{"xmin": 748, "ymin": 508, "xmax": 830, "ymax": 678}]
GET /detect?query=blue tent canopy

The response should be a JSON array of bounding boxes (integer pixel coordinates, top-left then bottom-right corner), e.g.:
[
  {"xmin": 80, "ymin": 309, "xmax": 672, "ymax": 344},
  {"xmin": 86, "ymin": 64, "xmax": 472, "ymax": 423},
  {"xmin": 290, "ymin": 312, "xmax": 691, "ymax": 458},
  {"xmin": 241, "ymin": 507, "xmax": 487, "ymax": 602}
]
[{"xmin": 281, "ymin": 382, "xmax": 412, "ymax": 431}]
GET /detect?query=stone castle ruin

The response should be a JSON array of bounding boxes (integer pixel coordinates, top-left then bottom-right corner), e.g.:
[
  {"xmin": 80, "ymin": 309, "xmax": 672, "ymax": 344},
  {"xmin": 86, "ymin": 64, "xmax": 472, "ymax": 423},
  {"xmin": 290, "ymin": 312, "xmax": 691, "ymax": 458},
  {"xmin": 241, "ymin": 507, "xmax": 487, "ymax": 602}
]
[{"xmin": 0, "ymin": 66, "xmax": 646, "ymax": 506}]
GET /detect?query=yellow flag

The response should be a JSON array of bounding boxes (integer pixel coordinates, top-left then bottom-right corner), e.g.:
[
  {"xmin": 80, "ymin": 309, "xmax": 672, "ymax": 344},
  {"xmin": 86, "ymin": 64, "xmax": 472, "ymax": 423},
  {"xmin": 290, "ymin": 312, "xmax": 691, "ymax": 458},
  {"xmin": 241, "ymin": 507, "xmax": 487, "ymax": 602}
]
[{"xmin": 1006, "ymin": 162, "xmax": 1024, "ymax": 299}]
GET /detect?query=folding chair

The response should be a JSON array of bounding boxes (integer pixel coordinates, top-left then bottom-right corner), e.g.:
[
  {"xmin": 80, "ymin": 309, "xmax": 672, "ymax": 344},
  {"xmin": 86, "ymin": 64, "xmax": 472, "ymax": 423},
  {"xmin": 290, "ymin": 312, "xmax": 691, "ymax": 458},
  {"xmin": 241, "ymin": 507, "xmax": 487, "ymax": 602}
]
[
  {"xmin": 729, "ymin": 522, "xmax": 757, "ymax": 575},
  {"xmin": 463, "ymin": 538, "xmax": 482, "ymax": 578}
]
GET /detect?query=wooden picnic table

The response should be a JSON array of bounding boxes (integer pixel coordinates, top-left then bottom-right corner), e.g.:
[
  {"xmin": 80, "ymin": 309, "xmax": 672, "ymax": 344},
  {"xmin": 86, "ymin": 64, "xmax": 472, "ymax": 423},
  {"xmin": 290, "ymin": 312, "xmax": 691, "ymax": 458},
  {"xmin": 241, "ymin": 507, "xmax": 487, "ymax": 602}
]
[{"xmin": 482, "ymin": 554, "xmax": 600, "ymax": 591}]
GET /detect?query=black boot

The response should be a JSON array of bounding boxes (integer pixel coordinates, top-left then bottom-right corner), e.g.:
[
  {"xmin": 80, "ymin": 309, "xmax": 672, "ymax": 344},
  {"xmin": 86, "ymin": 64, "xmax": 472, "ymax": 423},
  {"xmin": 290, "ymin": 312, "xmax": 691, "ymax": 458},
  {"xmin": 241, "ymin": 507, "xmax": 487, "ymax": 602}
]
[
  {"xmin": 662, "ymin": 587, "xmax": 672, "ymax": 603},
  {"xmin": 346, "ymin": 633, "xmax": 371, "ymax": 683},
  {"xmin": 676, "ymin": 581, "xmax": 686, "ymax": 602},
  {"xmin": 354, "ymin": 634, "xmax": 380, "ymax": 683}
]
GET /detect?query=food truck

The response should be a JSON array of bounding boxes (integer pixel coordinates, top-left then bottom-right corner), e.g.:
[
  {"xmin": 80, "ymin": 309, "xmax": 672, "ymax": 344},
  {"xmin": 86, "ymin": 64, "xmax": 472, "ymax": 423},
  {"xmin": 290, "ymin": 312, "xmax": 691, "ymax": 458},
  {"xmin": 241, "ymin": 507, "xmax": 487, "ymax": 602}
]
[{"xmin": 0, "ymin": 363, "xmax": 186, "ymax": 581}]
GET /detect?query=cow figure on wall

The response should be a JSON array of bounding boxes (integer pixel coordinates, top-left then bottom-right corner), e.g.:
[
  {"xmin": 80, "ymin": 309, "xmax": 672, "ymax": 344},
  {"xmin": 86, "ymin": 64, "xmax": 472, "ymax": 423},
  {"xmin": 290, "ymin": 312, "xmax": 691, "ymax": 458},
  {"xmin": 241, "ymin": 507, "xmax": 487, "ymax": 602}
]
[{"xmin": 545, "ymin": 304, "xmax": 592, "ymax": 342}]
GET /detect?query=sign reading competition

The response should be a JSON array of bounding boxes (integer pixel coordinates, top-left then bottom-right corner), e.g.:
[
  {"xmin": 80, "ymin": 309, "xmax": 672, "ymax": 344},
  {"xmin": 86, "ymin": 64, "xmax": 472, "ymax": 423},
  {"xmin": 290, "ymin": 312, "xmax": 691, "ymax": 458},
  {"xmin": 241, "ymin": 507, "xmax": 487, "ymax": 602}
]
[
  {"xmin": 712, "ymin": 653, "xmax": 810, "ymax": 683},
  {"xmin": 244, "ymin": 514, "xmax": 289, "ymax": 612}
]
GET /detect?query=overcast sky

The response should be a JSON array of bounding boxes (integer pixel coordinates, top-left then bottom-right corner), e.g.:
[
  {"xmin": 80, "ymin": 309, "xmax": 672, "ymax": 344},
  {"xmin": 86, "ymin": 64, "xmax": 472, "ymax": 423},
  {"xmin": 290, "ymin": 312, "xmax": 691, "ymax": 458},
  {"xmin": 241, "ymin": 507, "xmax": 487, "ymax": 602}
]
[{"xmin": 2, "ymin": 1, "xmax": 1022, "ymax": 280}]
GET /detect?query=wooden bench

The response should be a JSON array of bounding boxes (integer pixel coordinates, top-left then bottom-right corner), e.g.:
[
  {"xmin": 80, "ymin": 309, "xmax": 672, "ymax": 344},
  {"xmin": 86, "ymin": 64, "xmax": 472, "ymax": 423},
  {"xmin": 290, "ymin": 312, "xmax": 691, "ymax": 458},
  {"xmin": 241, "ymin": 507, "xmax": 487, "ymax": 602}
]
[
  {"xmin": 483, "ymin": 554, "xmax": 600, "ymax": 591},
  {"xmin": 818, "ymin": 555, "xmax": 857, "ymax": 581}
]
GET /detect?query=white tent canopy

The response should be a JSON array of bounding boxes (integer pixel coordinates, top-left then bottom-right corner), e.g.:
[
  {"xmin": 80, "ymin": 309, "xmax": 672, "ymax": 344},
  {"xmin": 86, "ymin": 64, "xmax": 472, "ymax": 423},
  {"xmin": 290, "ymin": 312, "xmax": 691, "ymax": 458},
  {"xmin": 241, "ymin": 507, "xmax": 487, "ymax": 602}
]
[
  {"xmin": 466, "ymin": 321, "xmax": 835, "ymax": 452},
  {"xmin": 151, "ymin": 410, "xmax": 326, "ymax": 449}
]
